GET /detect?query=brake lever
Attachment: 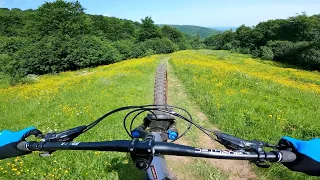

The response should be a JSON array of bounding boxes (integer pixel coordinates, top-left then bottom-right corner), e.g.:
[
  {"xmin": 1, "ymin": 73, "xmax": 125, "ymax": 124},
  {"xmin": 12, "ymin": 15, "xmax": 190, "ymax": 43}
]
[
  {"xmin": 38, "ymin": 125, "xmax": 87, "ymax": 157},
  {"xmin": 214, "ymin": 131, "xmax": 263, "ymax": 150},
  {"xmin": 214, "ymin": 131, "xmax": 272, "ymax": 168},
  {"xmin": 42, "ymin": 126, "xmax": 87, "ymax": 142}
]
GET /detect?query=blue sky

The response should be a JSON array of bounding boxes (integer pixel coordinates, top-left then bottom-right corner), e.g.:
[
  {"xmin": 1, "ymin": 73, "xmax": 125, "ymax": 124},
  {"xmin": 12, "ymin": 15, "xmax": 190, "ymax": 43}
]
[{"xmin": 1, "ymin": 0, "xmax": 319, "ymax": 27}]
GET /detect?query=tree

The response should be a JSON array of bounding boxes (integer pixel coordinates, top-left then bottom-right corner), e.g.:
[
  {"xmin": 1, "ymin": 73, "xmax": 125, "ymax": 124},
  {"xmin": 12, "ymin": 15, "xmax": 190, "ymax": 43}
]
[
  {"xmin": 137, "ymin": 16, "xmax": 162, "ymax": 42},
  {"xmin": 204, "ymin": 30, "xmax": 235, "ymax": 49},
  {"xmin": 34, "ymin": 0, "xmax": 87, "ymax": 37},
  {"xmin": 235, "ymin": 25, "xmax": 262, "ymax": 49},
  {"xmin": 0, "ymin": 8, "xmax": 24, "ymax": 36},
  {"xmin": 161, "ymin": 25, "xmax": 190, "ymax": 49}
]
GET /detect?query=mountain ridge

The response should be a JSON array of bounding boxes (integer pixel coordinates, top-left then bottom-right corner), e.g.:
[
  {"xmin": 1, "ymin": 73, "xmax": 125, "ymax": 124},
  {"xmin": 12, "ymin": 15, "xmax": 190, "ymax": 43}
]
[{"xmin": 157, "ymin": 24, "xmax": 221, "ymax": 39}]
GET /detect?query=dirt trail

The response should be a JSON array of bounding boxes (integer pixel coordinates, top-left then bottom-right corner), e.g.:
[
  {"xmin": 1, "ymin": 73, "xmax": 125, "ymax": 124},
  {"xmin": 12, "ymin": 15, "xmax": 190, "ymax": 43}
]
[{"xmin": 164, "ymin": 58, "xmax": 259, "ymax": 180}]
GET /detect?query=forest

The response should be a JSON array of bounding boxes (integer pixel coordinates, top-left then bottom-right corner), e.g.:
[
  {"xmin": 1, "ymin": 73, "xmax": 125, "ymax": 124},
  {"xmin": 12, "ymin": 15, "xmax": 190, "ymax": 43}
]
[
  {"xmin": 0, "ymin": 0, "xmax": 201, "ymax": 84},
  {"xmin": 204, "ymin": 13, "xmax": 320, "ymax": 70},
  {"xmin": 0, "ymin": 0, "xmax": 319, "ymax": 85}
]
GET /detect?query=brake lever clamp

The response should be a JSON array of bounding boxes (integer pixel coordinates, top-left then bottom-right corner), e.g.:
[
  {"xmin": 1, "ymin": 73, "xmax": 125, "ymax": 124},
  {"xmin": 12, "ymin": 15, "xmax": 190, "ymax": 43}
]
[{"xmin": 250, "ymin": 140, "xmax": 271, "ymax": 168}]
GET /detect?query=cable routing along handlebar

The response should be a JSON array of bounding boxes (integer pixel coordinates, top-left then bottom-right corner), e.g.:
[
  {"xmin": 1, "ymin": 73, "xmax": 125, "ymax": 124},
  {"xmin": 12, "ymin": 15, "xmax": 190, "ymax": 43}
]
[
  {"xmin": 15, "ymin": 105, "xmax": 297, "ymax": 170},
  {"xmin": 17, "ymin": 138, "xmax": 296, "ymax": 166}
]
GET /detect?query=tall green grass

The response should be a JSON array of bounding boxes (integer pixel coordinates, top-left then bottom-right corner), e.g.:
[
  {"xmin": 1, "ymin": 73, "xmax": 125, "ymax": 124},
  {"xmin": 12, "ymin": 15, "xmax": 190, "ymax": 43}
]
[
  {"xmin": 1, "ymin": 50, "xmax": 320, "ymax": 179},
  {"xmin": 170, "ymin": 50, "xmax": 320, "ymax": 180},
  {"xmin": 0, "ymin": 55, "xmax": 163, "ymax": 179}
]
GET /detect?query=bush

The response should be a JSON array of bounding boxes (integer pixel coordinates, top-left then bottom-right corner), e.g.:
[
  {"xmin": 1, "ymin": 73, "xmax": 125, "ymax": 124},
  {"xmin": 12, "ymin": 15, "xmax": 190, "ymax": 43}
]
[
  {"xmin": 260, "ymin": 46, "xmax": 274, "ymax": 60},
  {"xmin": 0, "ymin": 36, "xmax": 31, "ymax": 55},
  {"xmin": 0, "ymin": 54, "xmax": 12, "ymax": 73},
  {"xmin": 12, "ymin": 35, "xmax": 122, "ymax": 75},
  {"xmin": 176, "ymin": 41, "xmax": 191, "ymax": 50},
  {"xmin": 298, "ymin": 46, "xmax": 320, "ymax": 70},
  {"xmin": 144, "ymin": 49, "xmax": 155, "ymax": 56},
  {"xmin": 239, "ymin": 47, "xmax": 251, "ymax": 54},
  {"xmin": 267, "ymin": 40, "xmax": 309, "ymax": 63},
  {"xmin": 130, "ymin": 43, "xmax": 148, "ymax": 58},
  {"xmin": 112, "ymin": 40, "xmax": 135, "ymax": 60},
  {"xmin": 251, "ymin": 48, "xmax": 260, "ymax": 58},
  {"xmin": 64, "ymin": 35, "xmax": 122, "ymax": 68},
  {"xmin": 222, "ymin": 42, "xmax": 234, "ymax": 50},
  {"xmin": 143, "ymin": 38, "xmax": 178, "ymax": 54}
]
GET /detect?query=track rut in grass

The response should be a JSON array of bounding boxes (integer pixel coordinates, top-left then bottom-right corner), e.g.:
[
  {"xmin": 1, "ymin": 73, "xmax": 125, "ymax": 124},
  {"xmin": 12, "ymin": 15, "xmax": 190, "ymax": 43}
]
[{"xmin": 164, "ymin": 57, "xmax": 259, "ymax": 180}]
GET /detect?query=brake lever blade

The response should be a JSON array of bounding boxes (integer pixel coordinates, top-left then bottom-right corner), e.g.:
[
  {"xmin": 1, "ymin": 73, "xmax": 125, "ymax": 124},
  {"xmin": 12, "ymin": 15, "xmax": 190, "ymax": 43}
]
[
  {"xmin": 214, "ymin": 131, "xmax": 258, "ymax": 150},
  {"xmin": 42, "ymin": 125, "xmax": 87, "ymax": 142}
]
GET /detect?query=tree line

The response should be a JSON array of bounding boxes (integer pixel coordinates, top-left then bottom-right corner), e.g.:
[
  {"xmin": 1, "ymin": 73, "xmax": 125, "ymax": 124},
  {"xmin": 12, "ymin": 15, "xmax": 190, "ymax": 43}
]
[
  {"xmin": 1, "ymin": 0, "xmax": 319, "ymax": 85},
  {"xmin": 0, "ymin": 0, "xmax": 203, "ymax": 84},
  {"xmin": 204, "ymin": 13, "xmax": 320, "ymax": 70}
]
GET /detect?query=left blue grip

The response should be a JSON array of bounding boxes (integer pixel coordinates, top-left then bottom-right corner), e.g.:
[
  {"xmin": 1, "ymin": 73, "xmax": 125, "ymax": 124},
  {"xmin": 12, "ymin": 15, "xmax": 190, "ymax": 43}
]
[{"xmin": 0, "ymin": 126, "xmax": 35, "ymax": 147}]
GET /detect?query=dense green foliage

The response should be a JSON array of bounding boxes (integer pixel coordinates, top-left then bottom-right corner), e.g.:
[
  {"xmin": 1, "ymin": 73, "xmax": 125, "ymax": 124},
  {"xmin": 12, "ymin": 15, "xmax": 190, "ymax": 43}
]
[
  {"xmin": 158, "ymin": 24, "xmax": 220, "ymax": 39},
  {"xmin": 0, "ymin": 0, "xmax": 191, "ymax": 85},
  {"xmin": 204, "ymin": 13, "xmax": 320, "ymax": 70}
]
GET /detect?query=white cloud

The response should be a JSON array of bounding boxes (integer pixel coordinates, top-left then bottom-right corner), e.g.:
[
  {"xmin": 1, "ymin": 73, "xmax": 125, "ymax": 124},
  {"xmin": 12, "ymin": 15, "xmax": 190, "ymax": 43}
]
[{"xmin": 103, "ymin": 13, "xmax": 111, "ymax": 17}]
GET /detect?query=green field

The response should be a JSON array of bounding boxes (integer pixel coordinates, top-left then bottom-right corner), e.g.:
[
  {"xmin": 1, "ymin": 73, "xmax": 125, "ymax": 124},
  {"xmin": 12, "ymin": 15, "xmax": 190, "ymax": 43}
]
[
  {"xmin": 0, "ymin": 50, "xmax": 320, "ymax": 179},
  {"xmin": 170, "ymin": 50, "xmax": 320, "ymax": 180},
  {"xmin": 0, "ymin": 55, "xmax": 161, "ymax": 179}
]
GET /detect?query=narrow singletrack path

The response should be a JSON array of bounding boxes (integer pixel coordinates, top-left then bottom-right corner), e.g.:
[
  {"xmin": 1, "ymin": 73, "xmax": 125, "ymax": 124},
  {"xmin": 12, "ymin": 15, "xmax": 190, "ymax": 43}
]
[{"xmin": 161, "ymin": 56, "xmax": 260, "ymax": 180}]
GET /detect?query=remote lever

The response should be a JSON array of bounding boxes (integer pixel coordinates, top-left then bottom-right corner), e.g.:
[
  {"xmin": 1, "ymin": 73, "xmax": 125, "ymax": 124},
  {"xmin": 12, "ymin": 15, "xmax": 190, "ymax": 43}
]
[{"xmin": 214, "ymin": 131, "xmax": 266, "ymax": 151}]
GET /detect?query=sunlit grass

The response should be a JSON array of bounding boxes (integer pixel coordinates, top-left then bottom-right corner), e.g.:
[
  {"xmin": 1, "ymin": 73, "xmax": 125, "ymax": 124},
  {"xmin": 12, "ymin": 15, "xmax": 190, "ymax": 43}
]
[
  {"xmin": 170, "ymin": 50, "xmax": 320, "ymax": 180},
  {"xmin": 1, "ymin": 50, "xmax": 320, "ymax": 179},
  {"xmin": 0, "ymin": 55, "xmax": 163, "ymax": 179}
]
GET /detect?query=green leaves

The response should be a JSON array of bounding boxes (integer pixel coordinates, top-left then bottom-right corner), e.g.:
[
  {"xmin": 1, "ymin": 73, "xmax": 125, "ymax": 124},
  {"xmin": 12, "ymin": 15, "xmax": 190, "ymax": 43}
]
[
  {"xmin": 0, "ymin": 2, "xmax": 190, "ymax": 83},
  {"xmin": 34, "ymin": 0, "xmax": 86, "ymax": 37},
  {"xmin": 138, "ymin": 16, "xmax": 162, "ymax": 42},
  {"xmin": 204, "ymin": 13, "xmax": 320, "ymax": 70}
]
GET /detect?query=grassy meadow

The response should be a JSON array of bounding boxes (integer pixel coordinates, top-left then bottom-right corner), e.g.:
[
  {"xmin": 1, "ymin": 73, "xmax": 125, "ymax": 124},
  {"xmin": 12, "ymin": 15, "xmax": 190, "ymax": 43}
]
[
  {"xmin": 170, "ymin": 50, "xmax": 320, "ymax": 180},
  {"xmin": 0, "ymin": 50, "xmax": 320, "ymax": 179},
  {"xmin": 0, "ymin": 55, "xmax": 164, "ymax": 179}
]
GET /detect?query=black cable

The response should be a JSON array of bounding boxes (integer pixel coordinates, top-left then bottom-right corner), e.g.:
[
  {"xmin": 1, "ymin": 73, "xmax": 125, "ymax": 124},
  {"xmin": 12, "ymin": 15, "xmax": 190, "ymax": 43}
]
[
  {"xmin": 84, "ymin": 105, "xmax": 162, "ymax": 133},
  {"xmin": 124, "ymin": 109, "xmax": 157, "ymax": 138},
  {"xmin": 129, "ymin": 109, "xmax": 154, "ymax": 135},
  {"xmin": 131, "ymin": 107, "xmax": 193, "ymax": 143},
  {"xmin": 152, "ymin": 108, "xmax": 216, "ymax": 141},
  {"xmin": 82, "ymin": 104, "xmax": 218, "ymax": 144}
]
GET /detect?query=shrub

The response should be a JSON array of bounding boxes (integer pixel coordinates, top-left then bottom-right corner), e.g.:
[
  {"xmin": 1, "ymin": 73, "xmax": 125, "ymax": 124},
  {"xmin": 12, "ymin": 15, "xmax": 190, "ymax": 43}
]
[
  {"xmin": 260, "ymin": 46, "xmax": 274, "ymax": 60},
  {"xmin": 251, "ymin": 48, "xmax": 260, "ymax": 58},
  {"xmin": 239, "ymin": 47, "xmax": 251, "ymax": 54},
  {"xmin": 298, "ymin": 46, "xmax": 320, "ymax": 70},
  {"xmin": 143, "ymin": 38, "xmax": 178, "ymax": 54},
  {"xmin": 0, "ymin": 36, "xmax": 31, "ymax": 55},
  {"xmin": 144, "ymin": 49, "xmax": 155, "ymax": 56},
  {"xmin": 130, "ymin": 43, "xmax": 148, "ymax": 58},
  {"xmin": 267, "ymin": 40, "xmax": 309, "ymax": 63},
  {"xmin": 222, "ymin": 42, "xmax": 234, "ymax": 50},
  {"xmin": 112, "ymin": 40, "xmax": 135, "ymax": 60},
  {"xmin": 0, "ymin": 54, "xmax": 12, "ymax": 73},
  {"xmin": 64, "ymin": 35, "xmax": 122, "ymax": 68},
  {"xmin": 13, "ymin": 35, "xmax": 121, "ymax": 75}
]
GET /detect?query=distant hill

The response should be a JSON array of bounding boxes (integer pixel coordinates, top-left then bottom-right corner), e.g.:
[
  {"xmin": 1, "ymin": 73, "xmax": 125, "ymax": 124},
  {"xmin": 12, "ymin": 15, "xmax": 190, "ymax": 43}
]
[
  {"xmin": 209, "ymin": 27, "xmax": 238, "ymax": 31},
  {"xmin": 158, "ymin": 24, "xmax": 220, "ymax": 39}
]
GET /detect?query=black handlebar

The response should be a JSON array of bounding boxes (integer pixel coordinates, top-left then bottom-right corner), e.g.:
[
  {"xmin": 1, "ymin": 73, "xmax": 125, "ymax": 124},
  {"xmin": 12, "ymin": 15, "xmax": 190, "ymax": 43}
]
[{"xmin": 17, "ymin": 140, "xmax": 296, "ymax": 163}]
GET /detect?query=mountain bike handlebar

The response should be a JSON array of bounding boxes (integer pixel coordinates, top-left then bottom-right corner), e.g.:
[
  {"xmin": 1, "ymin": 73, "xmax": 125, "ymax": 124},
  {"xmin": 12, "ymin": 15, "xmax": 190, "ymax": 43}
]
[{"xmin": 17, "ymin": 139, "xmax": 296, "ymax": 163}]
